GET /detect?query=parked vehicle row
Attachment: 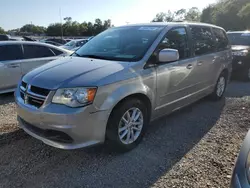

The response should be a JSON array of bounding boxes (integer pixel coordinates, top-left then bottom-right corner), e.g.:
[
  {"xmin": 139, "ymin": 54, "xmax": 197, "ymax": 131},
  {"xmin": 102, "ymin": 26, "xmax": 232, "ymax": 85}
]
[
  {"xmin": 0, "ymin": 34, "xmax": 35, "ymax": 41},
  {"xmin": 0, "ymin": 41, "xmax": 73, "ymax": 94},
  {"xmin": 60, "ymin": 37, "xmax": 93, "ymax": 51}
]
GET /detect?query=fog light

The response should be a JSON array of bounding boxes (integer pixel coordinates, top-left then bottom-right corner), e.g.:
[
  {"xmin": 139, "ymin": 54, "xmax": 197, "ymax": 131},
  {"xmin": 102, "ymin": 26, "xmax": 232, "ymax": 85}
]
[{"xmin": 238, "ymin": 61, "xmax": 243, "ymax": 65}]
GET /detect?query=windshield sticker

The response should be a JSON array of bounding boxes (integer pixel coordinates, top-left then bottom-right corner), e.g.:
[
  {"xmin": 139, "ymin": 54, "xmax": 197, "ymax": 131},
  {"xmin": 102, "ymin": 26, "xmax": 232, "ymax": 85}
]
[{"xmin": 138, "ymin": 27, "xmax": 162, "ymax": 31}]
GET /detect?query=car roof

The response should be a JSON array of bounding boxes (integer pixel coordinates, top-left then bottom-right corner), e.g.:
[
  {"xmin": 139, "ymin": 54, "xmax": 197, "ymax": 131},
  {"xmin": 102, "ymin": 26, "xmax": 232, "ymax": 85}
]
[
  {"xmin": 0, "ymin": 41, "xmax": 72, "ymax": 53},
  {"xmin": 117, "ymin": 22, "xmax": 224, "ymax": 30}
]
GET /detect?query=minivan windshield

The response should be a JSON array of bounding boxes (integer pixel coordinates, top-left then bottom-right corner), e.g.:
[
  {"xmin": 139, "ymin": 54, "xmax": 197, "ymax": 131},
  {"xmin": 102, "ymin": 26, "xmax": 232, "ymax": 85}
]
[
  {"xmin": 227, "ymin": 33, "xmax": 250, "ymax": 46},
  {"xmin": 73, "ymin": 26, "xmax": 164, "ymax": 61}
]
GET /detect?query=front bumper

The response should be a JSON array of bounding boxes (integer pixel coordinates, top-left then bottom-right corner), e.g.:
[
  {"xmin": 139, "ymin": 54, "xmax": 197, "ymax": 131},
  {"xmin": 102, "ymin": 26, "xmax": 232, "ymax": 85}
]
[
  {"xmin": 230, "ymin": 130, "xmax": 250, "ymax": 188},
  {"xmin": 232, "ymin": 56, "xmax": 250, "ymax": 73},
  {"xmin": 15, "ymin": 88, "xmax": 110, "ymax": 150},
  {"xmin": 231, "ymin": 171, "xmax": 243, "ymax": 188}
]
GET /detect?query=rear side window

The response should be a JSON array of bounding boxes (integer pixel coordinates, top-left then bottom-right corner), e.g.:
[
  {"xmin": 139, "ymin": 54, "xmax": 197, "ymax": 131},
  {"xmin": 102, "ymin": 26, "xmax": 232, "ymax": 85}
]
[
  {"xmin": 0, "ymin": 45, "xmax": 23, "ymax": 61},
  {"xmin": 50, "ymin": 48, "xmax": 63, "ymax": 55},
  {"xmin": 23, "ymin": 45, "xmax": 55, "ymax": 59},
  {"xmin": 212, "ymin": 28, "xmax": 229, "ymax": 50},
  {"xmin": 190, "ymin": 26, "xmax": 215, "ymax": 56}
]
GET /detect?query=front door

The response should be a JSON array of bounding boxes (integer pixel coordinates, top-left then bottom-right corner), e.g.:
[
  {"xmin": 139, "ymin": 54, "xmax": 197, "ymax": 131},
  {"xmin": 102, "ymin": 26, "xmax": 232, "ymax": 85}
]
[{"xmin": 0, "ymin": 44, "xmax": 22, "ymax": 93}]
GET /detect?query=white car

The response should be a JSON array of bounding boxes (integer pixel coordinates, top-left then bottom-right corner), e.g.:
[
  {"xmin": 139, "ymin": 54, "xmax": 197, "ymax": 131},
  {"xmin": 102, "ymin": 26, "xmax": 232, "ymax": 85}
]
[
  {"xmin": 0, "ymin": 41, "xmax": 73, "ymax": 94},
  {"xmin": 60, "ymin": 38, "xmax": 90, "ymax": 50}
]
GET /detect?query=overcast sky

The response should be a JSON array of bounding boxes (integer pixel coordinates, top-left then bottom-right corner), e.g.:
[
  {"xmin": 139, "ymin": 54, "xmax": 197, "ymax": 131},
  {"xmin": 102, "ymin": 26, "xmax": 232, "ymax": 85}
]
[{"xmin": 0, "ymin": 0, "xmax": 217, "ymax": 30}]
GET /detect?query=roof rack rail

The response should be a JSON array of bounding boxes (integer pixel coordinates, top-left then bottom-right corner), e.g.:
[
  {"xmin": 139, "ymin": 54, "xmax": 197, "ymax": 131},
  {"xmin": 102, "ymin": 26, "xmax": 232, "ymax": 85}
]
[{"xmin": 173, "ymin": 20, "xmax": 184, "ymax": 22}]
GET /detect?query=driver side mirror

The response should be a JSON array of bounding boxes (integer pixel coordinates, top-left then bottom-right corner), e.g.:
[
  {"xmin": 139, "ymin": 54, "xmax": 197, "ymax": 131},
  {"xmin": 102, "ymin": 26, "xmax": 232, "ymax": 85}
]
[{"xmin": 158, "ymin": 48, "xmax": 179, "ymax": 63}]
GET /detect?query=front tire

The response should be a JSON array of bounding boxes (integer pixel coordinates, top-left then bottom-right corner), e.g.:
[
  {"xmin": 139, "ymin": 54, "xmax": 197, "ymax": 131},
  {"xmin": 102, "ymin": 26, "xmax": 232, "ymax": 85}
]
[
  {"xmin": 106, "ymin": 98, "xmax": 148, "ymax": 152},
  {"xmin": 210, "ymin": 73, "xmax": 227, "ymax": 100}
]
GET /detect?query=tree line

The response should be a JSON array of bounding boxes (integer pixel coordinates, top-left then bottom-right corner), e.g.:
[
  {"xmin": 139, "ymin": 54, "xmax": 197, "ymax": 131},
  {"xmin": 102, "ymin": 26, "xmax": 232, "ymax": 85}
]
[
  {"xmin": 46, "ymin": 17, "xmax": 112, "ymax": 36},
  {"xmin": 0, "ymin": 17, "xmax": 112, "ymax": 36},
  {"xmin": 152, "ymin": 0, "xmax": 250, "ymax": 31},
  {"xmin": 201, "ymin": 0, "xmax": 250, "ymax": 31},
  {"xmin": 0, "ymin": 0, "xmax": 249, "ymax": 36}
]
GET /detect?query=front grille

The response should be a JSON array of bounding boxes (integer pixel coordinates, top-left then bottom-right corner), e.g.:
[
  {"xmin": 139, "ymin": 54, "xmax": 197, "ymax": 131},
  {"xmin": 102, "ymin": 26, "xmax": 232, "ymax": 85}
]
[
  {"xmin": 21, "ymin": 81, "xmax": 27, "ymax": 88},
  {"xmin": 30, "ymin": 86, "xmax": 50, "ymax": 96},
  {"xmin": 20, "ymin": 81, "xmax": 50, "ymax": 108},
  {"xmin": 20, "ymin": 92, "xmax": 25, "ymax": 100}
]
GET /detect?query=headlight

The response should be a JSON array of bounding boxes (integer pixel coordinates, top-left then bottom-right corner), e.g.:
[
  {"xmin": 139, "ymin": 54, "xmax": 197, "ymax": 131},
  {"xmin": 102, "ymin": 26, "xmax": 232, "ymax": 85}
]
[
  {"xmin": 52, "ymin": 87, "xmax": 97, "ymax": 107},
  {"xmin": 232, "ymin": 49, "xmax": 249, "ymax": 56}
]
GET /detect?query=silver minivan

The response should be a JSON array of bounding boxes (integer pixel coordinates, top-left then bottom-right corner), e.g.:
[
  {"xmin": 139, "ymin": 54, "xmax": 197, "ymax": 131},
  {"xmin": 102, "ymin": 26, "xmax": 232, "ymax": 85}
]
[
  {"xmin": 15, "ymin": 22, "xmax": 232, "ymax": 152},
  {"xmin": 0, "ymin": 41, "xmax": 72, "ymax": 94}
]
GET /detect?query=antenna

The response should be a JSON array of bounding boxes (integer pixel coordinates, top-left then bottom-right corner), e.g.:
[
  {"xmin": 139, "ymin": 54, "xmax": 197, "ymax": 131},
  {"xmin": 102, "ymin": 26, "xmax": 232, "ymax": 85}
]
[{"xmin": 59, "ymin": 8, "xmax": 63, "ymax": 39}]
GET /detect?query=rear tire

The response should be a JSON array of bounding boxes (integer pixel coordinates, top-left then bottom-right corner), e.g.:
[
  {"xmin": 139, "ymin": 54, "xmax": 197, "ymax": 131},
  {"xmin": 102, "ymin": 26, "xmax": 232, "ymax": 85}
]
[
  {"xmin": 210, "ymin": 72, "xmax": 227, "ymax": 101},
  {"xmin": 106, "ymin": 98, "xmax": 148, "ymax": 152}
]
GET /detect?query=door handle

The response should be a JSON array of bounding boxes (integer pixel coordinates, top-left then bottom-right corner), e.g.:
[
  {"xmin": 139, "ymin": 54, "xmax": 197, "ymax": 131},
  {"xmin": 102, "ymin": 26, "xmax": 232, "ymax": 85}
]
[
  {"xmin": 7, "ymin": 64, "xmax": 20, "ymax": 68},
  {"xmin": 213, "ymin": 56, "xmax": 219, "ymax": 63},
  {"xmin": 186, "ymin": 64, "xmax": 193, "ymax": 69},
  {"xmin": 197, "ymin": 61, "xmax": 203, "ymax": 66}
]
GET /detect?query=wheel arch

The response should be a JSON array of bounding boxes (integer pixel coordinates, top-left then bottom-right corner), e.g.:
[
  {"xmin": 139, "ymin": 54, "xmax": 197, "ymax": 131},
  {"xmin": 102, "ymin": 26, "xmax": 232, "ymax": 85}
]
[
  {"xmin": 105, "ymin": 92, "xmax": 152, "ymax": 141},
  {"xmin": 109, "ymin": 93, "xmax": 152, "ymax": 121}
]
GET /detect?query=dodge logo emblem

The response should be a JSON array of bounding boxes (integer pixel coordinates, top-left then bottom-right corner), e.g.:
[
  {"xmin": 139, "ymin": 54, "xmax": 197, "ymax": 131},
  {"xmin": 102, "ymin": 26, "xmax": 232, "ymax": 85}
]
[
  {"xmin": 24, "ymin": 94, "xmax": 28, "ymax": 104},
  {"xmin": 24, "ymin": 84, "xmax": 30, "ymax": 104}
]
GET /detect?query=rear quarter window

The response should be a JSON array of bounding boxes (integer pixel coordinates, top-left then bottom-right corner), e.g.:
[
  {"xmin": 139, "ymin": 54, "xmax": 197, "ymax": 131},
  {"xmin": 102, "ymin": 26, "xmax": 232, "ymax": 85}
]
[
  {"xmin": 50, "ymin": 48, "xmax": 64, "ymax": 55},
  {"xmin": 0, "ymin": 44, "xmax": 23, "ymax": 61},
  {"xmin": 23, "ymin": 44, "xmax": 55, "ymax": 59},
  {"xmin": 212, "ymin": 28, "xmax": 229, "ymax": 51}
]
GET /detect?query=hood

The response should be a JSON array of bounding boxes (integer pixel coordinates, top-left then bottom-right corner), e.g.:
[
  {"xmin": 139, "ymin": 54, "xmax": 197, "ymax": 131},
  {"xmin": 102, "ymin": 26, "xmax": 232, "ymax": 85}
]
[
  {"xmin": 23, "ymin": 56, "xmax": 130, "ymax": 90},
  {"xmin": 231, "ymin": 45, "xmax": 250, "ymax": 51}
]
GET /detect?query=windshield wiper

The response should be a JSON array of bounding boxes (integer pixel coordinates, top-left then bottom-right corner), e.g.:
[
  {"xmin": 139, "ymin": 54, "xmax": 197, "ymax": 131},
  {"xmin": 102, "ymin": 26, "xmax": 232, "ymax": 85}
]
[{"xmin": 80, "ymin": 54, "xmax": 111, "ymax": 60}]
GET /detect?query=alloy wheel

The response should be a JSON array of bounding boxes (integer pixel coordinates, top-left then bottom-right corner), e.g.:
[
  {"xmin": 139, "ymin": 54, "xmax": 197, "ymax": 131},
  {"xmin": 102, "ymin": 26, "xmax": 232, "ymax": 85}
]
[
  {"xmin": 118, "ymin": 107, "xmax": 144, "ymax": 145},
  {"xmin": 216, "ymin": 76, "xmax": 226, "ymax": 97}
]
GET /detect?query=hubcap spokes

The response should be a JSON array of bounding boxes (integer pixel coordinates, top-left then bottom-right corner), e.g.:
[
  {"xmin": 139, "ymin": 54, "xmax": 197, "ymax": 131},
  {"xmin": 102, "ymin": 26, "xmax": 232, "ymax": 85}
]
[
  {"xmin": 118, "ymin": 108, "xmax": 143, "ymax": 145},
  {"xmin": 216, "ymin": 77, "xmax": 225, "ymax": 97}
]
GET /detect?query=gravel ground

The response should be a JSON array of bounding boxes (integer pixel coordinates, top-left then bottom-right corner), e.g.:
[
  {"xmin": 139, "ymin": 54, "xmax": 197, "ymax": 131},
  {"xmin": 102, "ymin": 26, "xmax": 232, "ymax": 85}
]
[{"xmin": 0, "ymin": 82, "xmax": 250, "ymax": 188}]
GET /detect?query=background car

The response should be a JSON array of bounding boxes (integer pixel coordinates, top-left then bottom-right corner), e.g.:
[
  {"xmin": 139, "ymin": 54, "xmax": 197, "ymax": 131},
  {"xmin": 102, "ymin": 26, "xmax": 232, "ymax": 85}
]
[
  {"xmin": 0, "ymin": 41, "xmax": 73, "ymax": 94},
  {"xmin": 65, "ymin": 39, "xmax": 72, "ymax": 43},
  {"xmin": 231, "ymin": 130, "xmax": 250, "ymax": 188},
  {"xmin": 44, "ymin": 38, "xmax": 67, "ymax": 45},
  {"xmin": 0, "ymin": 34, "xmax": 27, "ymax": 41},
  {"xmin": 227, "ymin": 31, "xmax": 250, "ymax": 81},
  {"xmin": 44, "ymin": 41, "xmax": 62, "ymax": 46},
  {"xmin": 0, "ymin": 34, "xmax": 10, "ymax": 41},
  {"xmin": 60, "ymin": 38, "xmax": 90, "ymax": 50}
]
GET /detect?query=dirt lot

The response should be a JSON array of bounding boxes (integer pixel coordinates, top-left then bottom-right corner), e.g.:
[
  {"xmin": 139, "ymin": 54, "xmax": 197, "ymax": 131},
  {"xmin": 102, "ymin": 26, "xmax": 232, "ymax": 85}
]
[{"xmin": 0, "ymin": 82, "xmax": 250, "ymax": 188}]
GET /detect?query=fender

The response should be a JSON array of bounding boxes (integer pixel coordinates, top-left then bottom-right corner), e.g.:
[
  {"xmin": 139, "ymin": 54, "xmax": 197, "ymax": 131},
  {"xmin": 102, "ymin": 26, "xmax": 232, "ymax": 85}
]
[{"xmin": 94, "ymin": 78, "xmax": 156, "ymax": 115}]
